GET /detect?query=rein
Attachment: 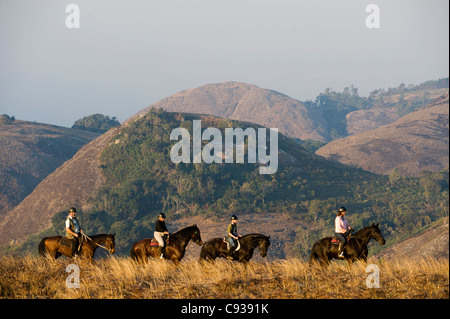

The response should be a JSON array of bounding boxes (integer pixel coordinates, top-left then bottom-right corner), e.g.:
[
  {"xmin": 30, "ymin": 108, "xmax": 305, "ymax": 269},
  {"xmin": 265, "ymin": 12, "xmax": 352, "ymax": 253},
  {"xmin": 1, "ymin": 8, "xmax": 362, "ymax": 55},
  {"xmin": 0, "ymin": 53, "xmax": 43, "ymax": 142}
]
[
  {"xmin": 347, "ymin": 229, "xmax": 375, "ymax": 250},
  {"xmin": 83, "ymin": 234, "xmax": 111, "ymax": 253}
]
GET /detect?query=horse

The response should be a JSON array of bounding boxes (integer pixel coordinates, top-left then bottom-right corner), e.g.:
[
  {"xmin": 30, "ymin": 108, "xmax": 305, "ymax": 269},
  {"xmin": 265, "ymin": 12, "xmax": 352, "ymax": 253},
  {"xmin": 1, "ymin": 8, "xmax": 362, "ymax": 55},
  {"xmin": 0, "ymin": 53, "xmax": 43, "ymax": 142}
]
[
  {"xmin": 309, "ymin": 223, "xmax": 385, "ymax": 267},
  {"xmin": 38, "ymin": 234, "xmax": 115, "ymax": 261},
  {"xmin": 199, "ymin": 233, "xmax": 271, "ymax": 263},
  {"xmin": 130, "ymin": 225, "xmax": 203, "ymax": 265}
]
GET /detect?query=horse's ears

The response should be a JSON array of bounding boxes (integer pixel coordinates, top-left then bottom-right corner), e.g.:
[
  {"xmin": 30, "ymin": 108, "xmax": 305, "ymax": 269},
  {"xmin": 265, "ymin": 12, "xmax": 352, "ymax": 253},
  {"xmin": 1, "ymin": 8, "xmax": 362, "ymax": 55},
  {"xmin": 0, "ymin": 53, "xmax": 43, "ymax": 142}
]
[
  {"xmin": 376, "ymin": 223, "xmax": 379, "ymax": 227},
  {"xmin": 267, "ymin": 236, "xmax": 270, "ymax": 240},
  {"xmin": 372, "ymin": 223, "xmax": 375, "ymax": 227}
]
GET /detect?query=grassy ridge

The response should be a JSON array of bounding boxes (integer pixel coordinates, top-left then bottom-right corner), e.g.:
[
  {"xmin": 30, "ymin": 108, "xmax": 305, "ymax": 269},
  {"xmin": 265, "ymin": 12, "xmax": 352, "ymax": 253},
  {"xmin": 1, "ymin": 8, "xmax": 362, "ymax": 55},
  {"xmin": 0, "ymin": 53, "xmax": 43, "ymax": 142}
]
[{"xmin": 1, "ymin": 255, "xmax": 447, "ymax": 299}]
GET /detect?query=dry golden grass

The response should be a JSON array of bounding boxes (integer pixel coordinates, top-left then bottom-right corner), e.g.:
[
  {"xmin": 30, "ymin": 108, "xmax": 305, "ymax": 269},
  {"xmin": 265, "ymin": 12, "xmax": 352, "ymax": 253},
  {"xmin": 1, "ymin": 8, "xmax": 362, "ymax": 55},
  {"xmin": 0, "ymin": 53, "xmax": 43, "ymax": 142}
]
[{"xmin": 0, "ymin": 255, "xmax": 448, "ymax": 299}]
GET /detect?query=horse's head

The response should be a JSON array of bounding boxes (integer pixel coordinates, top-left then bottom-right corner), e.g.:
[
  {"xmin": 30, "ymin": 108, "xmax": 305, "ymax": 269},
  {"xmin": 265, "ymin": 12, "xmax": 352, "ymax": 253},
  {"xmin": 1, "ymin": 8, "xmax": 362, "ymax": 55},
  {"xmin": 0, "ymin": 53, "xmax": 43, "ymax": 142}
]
[
  {"xmin": 191, "ymin": 225, "xmax": 203, "ymax": 246},
  {"xmin": 259, "ymin": 235, "xmax": 271, "ymax": 257},
  {"xmin": 105, "ymin": 233, "xmax": 116, "ymax": 254},
  {"xmin": 370, "ymin": 223, "xmax": 386, "ymax": 245}
]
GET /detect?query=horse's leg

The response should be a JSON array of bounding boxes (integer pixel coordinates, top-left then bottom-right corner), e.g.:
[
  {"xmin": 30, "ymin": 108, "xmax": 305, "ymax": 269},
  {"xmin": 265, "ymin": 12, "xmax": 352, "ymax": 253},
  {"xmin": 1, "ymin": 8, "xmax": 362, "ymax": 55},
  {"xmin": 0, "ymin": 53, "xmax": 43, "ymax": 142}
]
[
  {"xmin": 136, "ymin": 251, "xmax": 144, "ymax": 264},
  {"xmin": 166, "ymin": 248, "xmax": 181, "ymax": 265},
  {"xmin": 46, "ymin": 247, "xmax": 57, "ymax": 260},
  {"xmin": 144, "ymin": 253, "xmax": 150, "ymax": 264},
  {"xmin": 139, "ymin": 248, "xmax": 148, "ymax": 264},
  {"xmin": 171, "ymin": 257, "xmax": 180, "ymax": 265},
  {"xmin": 144, "ymin": 245, "xmax": 155, "ymax": 264}
]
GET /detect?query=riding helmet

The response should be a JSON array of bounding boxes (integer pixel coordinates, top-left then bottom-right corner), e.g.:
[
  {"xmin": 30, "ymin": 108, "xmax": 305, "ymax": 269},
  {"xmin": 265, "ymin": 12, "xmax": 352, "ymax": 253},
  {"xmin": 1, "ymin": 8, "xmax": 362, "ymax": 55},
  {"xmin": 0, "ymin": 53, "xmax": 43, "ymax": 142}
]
[
  {"xmin": 338, "ymin": 206, "xmax": 347, "ymax": 213},
  {"xmin": 159, "ymin": 213, "xmax": 166, "ymax": 219},
  {"xmin": 230, "ymin": 214, "xmax": 238, "ymax": 220},
  {"xmin": 69, "ymin": 207, "xmax": 77, "ymax": 213}
]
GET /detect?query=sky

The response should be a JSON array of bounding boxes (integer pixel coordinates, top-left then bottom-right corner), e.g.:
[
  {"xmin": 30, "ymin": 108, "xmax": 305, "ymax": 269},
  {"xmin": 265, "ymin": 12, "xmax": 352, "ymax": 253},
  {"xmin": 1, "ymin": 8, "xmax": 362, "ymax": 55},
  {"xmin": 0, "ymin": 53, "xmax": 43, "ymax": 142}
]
[{"xmin": 0, "ymin": 0, "xmax": 448, "ymax": 127}]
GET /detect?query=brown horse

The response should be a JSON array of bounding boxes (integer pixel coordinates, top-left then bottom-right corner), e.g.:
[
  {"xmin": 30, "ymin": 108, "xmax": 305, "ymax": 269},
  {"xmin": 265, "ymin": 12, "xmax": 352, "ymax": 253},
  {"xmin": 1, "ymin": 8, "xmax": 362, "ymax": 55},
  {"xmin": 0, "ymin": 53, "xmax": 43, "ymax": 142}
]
[
  {"xmin": 309, "ymin": 223, "xmax": 385, "ymax": 267},
  {"xmin": 199, "ymin": 233, "xmax": 270, "ymax": 263},
  {"xmin": 130, "ymin": 225, "xmax": 202, "ymax": 264},
  {"xmin": 38, "ymin": 234, "xmax": 115, "ymax": 261}
]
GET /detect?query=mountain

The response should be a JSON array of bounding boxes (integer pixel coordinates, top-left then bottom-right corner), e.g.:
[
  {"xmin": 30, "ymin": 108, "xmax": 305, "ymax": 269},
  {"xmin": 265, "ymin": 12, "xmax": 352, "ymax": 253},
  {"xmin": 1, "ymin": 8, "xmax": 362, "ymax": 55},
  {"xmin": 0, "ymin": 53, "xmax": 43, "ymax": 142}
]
[
  {"xmin": 0, "ymin": 108, "xmax": 380, "ymax": 252},
  {"xmin": 345, "ymin": 88, "xmax": 448, "ymax": 135},
  {"xmin": 375, "ymin": 217, "xmax": 449, "ymax": 261},
  {"xmin": 0, "ymin": 120, "xmax": 99, "ymax": 218},
  {"xmin": 1, "ymin": 84, "xmax": 448, "ymax": 259},
  {"xmin": 130, "ymin": 81, "xmax": 331, "ymax": 142},
  {"xmin": 0, "ymin": 126, "xmax": 118, "ymax": 247},
  {"xmin": 346, "ymin": 108, "xmax": 401, "ymax": 135},
  {"xmin": 3, "ymin": 109, "xmax": 447, "ymax": 260},
  {"xmin": 316, "ymin": 93, "xmax": 449, "ymax": 177}
]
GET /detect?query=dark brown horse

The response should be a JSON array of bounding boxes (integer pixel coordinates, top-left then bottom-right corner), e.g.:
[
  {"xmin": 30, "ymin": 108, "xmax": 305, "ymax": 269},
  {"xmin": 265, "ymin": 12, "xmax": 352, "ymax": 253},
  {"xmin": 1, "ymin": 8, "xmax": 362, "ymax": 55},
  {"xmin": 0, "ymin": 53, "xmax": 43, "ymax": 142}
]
[
  {"xmin": 199, "ymin": 233, "xmax": 270, "ymax": 263},
  {"xmin": 38, "ymin": 234, "xmax": 115, "ymax": 261},
  {"xmin": 130, "ymin": 225, "xmax": 203, "ymax": 264},
  {"xmin": 309, "ymin": 223, "xmax": 385, "ymax": 267}
]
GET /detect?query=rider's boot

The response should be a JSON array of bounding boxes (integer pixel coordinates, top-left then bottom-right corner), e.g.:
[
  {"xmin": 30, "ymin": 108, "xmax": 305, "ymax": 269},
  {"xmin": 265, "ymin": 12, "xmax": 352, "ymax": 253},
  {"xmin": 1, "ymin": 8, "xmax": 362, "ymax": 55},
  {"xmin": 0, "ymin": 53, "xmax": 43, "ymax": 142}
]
[
  {"xmin": 158, "ymin": 246, "xmax": 165, "ymax": 259},
  {"xmin": 337, "ymin": 242, "xmax": 345, "ymax": 258},
  {"xmin": 226, "ymin": 247, "xmax": 235, "ymax": 260}
]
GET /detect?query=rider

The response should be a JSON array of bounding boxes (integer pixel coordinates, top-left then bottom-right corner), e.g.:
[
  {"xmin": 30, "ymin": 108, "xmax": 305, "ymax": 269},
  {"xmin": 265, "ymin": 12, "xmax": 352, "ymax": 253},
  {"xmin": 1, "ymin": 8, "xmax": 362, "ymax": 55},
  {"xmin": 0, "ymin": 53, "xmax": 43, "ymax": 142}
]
[
  {"xmin": 335, "ymin": 206, "xmax": 352, "ymax": 258},
  {"xmin": 65, "ymin": 207, "xmax": 83, "ymax": 257},
  {"xmin": 226, "ymin": 214, "xmax": 242, "ymax": 260},
  {"xmin": 154, "ymin": 213, "xmax": 170, "ymax": 259}
]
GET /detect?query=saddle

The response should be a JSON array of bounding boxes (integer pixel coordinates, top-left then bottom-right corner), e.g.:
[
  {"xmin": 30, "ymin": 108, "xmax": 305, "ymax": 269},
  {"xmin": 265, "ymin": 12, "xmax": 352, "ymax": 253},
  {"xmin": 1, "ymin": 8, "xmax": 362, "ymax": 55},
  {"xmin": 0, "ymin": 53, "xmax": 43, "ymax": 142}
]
[
  {"xmin": 59, "ymin": 237, "xmax": 72, "ymax": 248},
  {"xmin": 59, "ymin": 236, "xmax": 83, "ymax": 254},
  {"xmin": 223, "ymin": 237, "xmax": 240, "ymax": 251},
  {"xmin": 330, "ymin": 238, "xmax": 341, "ymax": 244},
  {"xmin": 149, "ymin": 237, "xmax": 169, "ymax": 246},
  {"xmin": 331, "ymin": 232, "xmax": 353, "ymax": 244}
]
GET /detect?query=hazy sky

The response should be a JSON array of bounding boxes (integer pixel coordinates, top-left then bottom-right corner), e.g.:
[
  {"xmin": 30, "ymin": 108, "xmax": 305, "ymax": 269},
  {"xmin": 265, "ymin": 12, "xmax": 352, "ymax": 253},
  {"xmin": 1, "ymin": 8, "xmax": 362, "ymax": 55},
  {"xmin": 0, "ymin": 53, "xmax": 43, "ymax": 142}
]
[{"xmin": 1, "ymin": 0, "xmax": 448, "ymax": 127}]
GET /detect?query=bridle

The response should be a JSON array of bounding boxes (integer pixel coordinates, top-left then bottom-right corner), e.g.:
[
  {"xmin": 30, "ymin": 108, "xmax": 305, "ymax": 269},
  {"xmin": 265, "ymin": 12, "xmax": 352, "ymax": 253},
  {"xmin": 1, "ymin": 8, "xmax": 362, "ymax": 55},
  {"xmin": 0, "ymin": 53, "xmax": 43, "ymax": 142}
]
[{"xmin": 83, "ymin": 234, "xmax": 114, "ymax": 254}]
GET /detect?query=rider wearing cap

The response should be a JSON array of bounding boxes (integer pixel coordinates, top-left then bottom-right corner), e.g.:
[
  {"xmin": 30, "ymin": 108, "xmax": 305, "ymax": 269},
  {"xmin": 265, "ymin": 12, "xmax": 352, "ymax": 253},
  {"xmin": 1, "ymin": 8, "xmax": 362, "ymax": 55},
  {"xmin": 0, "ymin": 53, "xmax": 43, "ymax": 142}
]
[
  {"xmin": 154, "ymin": 213, "xmax": 170, "ymax": 259},
  {"xmin": 65, "ymin": 207, "xmax": 83, "ymax": 257},
  {"xmin": 335, "ymin": 206, "xmax": 352, "ymax": 258},
  {"xmin": 226, "ymin": 214, "xmax": 242, "ymax": 260}
]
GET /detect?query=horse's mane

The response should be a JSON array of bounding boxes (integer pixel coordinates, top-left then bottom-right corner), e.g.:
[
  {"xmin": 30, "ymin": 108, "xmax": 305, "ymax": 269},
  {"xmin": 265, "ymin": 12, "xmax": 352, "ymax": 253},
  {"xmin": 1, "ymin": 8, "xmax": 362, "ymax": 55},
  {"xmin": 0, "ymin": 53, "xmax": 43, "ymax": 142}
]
[
  {"xmin": 171, "ymin": 225, "xmax": 199, "ymax": 238},
  {"xmin": 354, "ymin": 224, "xmax": 377, "ymax": 236},
  {"xmin": 240, "ymin": 233, "xmax": 269, "ymax": 243},
  {"xmin": 242, "ymin": 233, "xmax": 268, "ymax": 239}
]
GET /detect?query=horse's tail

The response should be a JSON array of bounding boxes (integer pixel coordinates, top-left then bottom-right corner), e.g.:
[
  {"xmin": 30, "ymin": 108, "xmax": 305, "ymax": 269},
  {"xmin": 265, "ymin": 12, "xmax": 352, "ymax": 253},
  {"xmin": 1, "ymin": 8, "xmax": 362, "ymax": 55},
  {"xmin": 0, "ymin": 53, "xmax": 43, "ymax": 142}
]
[
  {"xmin": 38, "ymin": 237, "xmax": 48, "ymax": 257},
  {"xmin": 130, "ymin": 243, "xmax": 138, "ymax": 261},
  {"xmin": 308, "ymin": 242, "xmax": 319, "ymax": 265}
]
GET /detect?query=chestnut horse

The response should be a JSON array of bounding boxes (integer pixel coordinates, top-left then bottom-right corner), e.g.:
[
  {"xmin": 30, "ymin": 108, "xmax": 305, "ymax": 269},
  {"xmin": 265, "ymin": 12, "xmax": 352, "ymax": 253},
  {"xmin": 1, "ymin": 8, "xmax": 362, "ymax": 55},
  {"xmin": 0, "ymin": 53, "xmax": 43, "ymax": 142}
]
[
  {"xmin": 130, "ymin": 225, "xmax": 202, "ymax": 265},
  {"xmin": 38, "ymin": 234, "xmax": 115, "ymax": 261}
]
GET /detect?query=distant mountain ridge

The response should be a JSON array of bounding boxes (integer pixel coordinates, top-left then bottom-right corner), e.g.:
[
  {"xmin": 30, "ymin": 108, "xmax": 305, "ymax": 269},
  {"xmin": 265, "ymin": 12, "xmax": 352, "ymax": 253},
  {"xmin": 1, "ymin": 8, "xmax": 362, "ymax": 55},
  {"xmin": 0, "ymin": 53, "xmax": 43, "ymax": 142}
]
[
  {"xmin": 316, "ymin": 93, "xmax": 449, "ymax": 177},
  {"xmin": 130, "ymin": 81, "xmax": 331, "ymax": 142}
]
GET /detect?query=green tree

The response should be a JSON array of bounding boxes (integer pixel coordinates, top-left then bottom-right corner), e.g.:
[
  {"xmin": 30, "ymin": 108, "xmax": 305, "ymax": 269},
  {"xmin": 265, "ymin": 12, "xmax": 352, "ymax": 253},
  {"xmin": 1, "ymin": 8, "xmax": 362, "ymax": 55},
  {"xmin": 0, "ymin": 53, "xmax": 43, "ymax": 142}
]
[
  {"xmin": 0, "ymin": 114, "xmax": 15, "ymax": 125},
  {"xmin": 72, "ymin": 113, "xmax": 120, "ymax": 133}
]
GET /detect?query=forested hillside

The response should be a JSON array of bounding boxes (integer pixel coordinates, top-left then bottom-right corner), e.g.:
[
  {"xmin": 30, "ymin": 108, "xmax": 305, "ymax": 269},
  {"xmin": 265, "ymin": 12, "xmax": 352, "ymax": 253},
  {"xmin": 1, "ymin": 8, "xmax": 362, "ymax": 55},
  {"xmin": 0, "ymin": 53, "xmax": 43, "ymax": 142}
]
[{"xmin": 15, "ymin": 109, "xmax": 448, "ymax": 257}]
